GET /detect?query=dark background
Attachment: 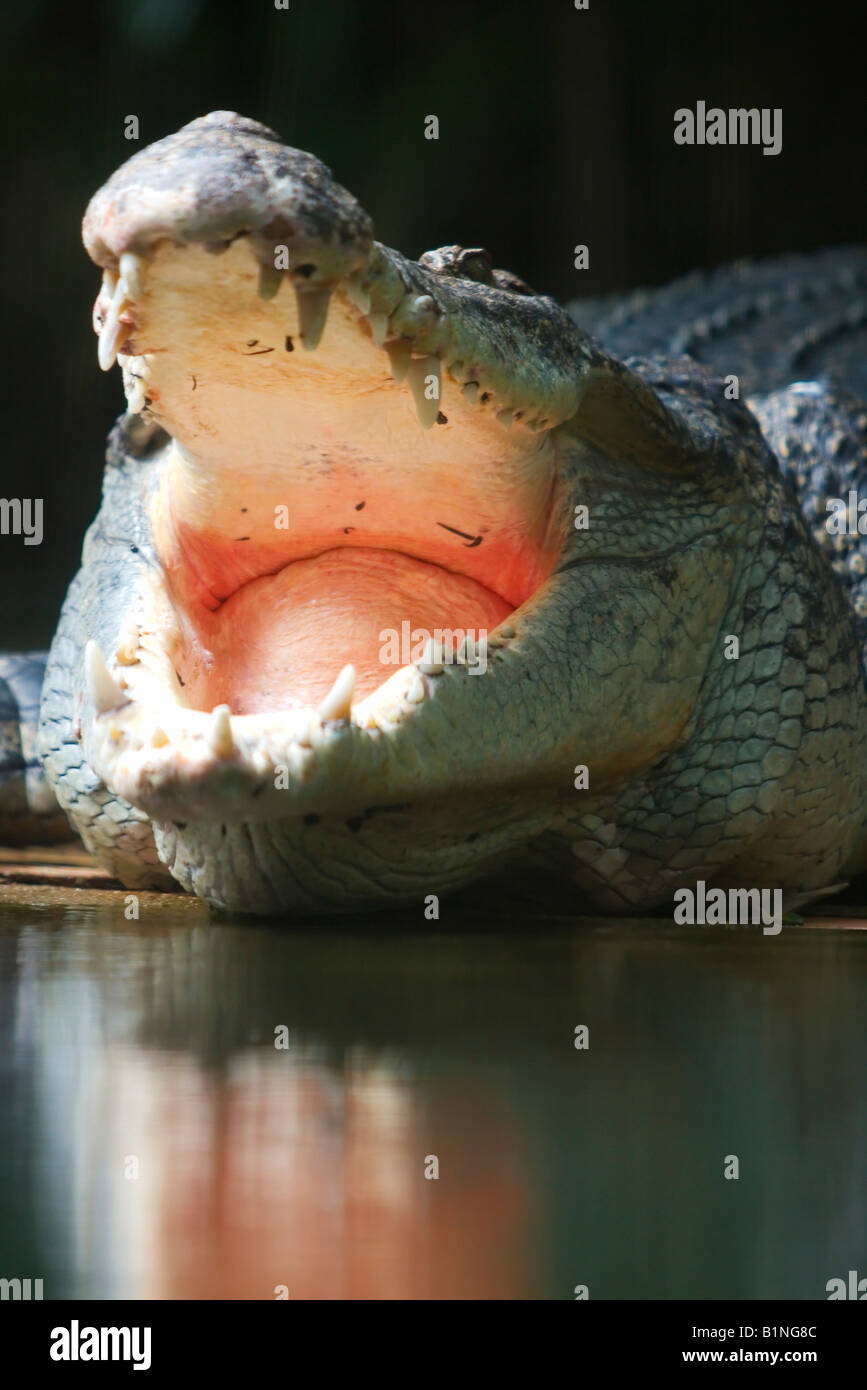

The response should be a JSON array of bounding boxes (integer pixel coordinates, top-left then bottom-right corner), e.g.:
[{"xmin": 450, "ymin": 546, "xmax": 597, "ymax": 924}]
[{"xmin": 1, "ymin": 0, "xmax": 864, "ymax": 644}]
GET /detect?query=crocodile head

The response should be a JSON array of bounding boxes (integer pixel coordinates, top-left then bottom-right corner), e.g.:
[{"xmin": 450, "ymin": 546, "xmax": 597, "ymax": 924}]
[{"xmin": 70, "ymin": 111, "xmax": 864, "ymax": 914}]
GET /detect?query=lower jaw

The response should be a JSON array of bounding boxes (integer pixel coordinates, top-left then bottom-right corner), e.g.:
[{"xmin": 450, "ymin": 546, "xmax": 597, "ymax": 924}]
[{"xmin": 175, "ymin": 546, "xmax": 513, "ymax": 714}]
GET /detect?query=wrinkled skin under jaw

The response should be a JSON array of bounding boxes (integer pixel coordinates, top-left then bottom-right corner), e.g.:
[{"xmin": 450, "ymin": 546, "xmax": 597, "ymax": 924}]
[{"xmin": 69, "ymin": 111, "xmax": 807, "ymax": 914}]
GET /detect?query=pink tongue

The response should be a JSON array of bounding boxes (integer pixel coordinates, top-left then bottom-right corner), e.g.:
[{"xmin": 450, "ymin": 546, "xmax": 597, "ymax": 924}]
[{"xmin": 193, "ymin": 548, "xmax": 511, "ymax": 713}]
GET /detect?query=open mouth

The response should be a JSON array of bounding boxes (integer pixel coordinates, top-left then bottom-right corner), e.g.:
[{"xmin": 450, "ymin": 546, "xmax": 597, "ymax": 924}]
[
  {"xmin": 96, "ymin": 237, "xmax": 561, "ymax": 717},
  {"xmin": 79, "ymin": 112, "xmax": 582, "ymax": 806}
]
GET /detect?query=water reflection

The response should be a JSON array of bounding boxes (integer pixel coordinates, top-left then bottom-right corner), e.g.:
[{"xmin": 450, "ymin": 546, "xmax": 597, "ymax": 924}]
[{"xmin": 1, "ymin": 902, "xmax": 866, "ymax": 1299}]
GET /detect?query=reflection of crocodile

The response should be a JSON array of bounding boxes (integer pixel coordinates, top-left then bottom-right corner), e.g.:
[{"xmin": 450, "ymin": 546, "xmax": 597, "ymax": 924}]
[{"xmin": 3, "ymin": 112, "xmax": 867, "ymax": 915}]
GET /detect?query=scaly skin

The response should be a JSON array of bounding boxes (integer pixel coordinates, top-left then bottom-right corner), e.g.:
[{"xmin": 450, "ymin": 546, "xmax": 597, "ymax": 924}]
[
  {"xmin": 19, "ymin": 112, "xmax": 867, "ymax": 914},
  {"xmin": 0, "ymin": 653, "xmax": 71, "ymax": 845}
]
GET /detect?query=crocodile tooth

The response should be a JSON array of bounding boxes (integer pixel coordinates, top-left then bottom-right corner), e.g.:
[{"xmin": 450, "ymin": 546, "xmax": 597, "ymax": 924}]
[
  {"xmin": 496, "ymin": 408, "xmax": 513, "ymax": 429},
  {"xmin": 345, "ymin": 276, "xmax": 371, "ymax": 314},
  {"xmin": 386, "ymin": 339, "xmax": 412, "ymax": 382},
  {"xmin": 461, "ymin": 381, "xmax": 479, "ymax": 404},
  {"xmin": 85, "ymin": 640, "xmax": 129, "ymax": 714},
  {"xmin": 368, "ymin": 312, "xmax": 388, "ymax": 346},
  {"xmin": 411, "ymin": 294, "xmax": 438, "ymax": 322},
  {"xmin": 111, "ymin": 275, "xmax": 130, "ymax": 313},
  {"xmin": 301, "ymin": 714, "xmax": 319, "ymax": 747},
  {"xmin": 418, "ymin": 637, "xmax": 444, "ymax": 675},
  {"xmin": 208, "ymin": 705, "xmax": 234, "ymax": 758},
  {"xmin": 406, "ymin": 356, "xmax": 441, "ymax": 429},
  {"xmin": 405, "ymin": 674, "xmax": 426, "ymax": 704},
  {"xmin": 151, "ymin": 726, "xmax": 169, "ymax": 748},
  {"xmin": 98, "ymin": 317, "xmax": 129, "ymax": 372},
  {"xmin": 258, "ymin": 264, "xmax": 282, "ymax": 300},
  {"xmin": 318, "ymin": 664, "xmax": 356, "ymax": 721},
  {"xmin": 295, "ymin": 286, "xmax": 331, "ymax": 350},
  {"xmin": 97, "ymin": 277, "xmax": 131, "ymax": 371},
  {"xmin": 125, "ymin": 372, "xmax": 148, "ymax": 416},
  {"xmin": 116, "ymin": 619, "xmax": 140, "ymax": 665},
  {"xmin": 119, "ymin": 252, "xmax": 146, "ymax": 299},
  {"xmin": 101, "ymin": 267, "xmax": 118, "ymax": 299}
]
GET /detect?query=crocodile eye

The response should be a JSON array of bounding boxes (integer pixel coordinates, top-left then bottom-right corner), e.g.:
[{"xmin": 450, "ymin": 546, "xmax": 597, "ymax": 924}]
[
  {"xmin": 455, "ymin": 249, "xmax": 494, "ymax": 283},
  {"xmin": 418, "ymin": 245, "xmax": 494, "ymax": 285}
]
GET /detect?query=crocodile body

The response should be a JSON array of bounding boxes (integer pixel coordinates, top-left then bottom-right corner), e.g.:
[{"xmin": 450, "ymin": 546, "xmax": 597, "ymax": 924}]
[
  {"xmin": 2, "ymin": 113, "xmax": 866, "ymax": 916},
  {"xmin": 579, "ymin": 247, "xmax": 867, "ymax": 665}
]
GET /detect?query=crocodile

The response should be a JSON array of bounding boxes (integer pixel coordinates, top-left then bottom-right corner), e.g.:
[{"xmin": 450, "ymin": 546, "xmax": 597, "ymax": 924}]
[{"xmin": 3, "ymin": 110, "xmax": 867, "ymax": 916}]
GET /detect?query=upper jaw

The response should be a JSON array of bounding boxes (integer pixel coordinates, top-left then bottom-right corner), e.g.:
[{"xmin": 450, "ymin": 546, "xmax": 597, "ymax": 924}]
[
  {"xmin": 83, "ymin": 111, "xmax": 373, "ymax": 294},
  {"xmin": 84, "ymin": 109, "xmax": 602, "ymax": 434}
]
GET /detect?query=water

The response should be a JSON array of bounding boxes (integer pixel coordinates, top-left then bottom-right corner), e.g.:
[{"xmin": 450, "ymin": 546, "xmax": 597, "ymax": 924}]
[{"xmin": 1, "ymin": 898, "xmax": 865, "ymax": 1300}]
